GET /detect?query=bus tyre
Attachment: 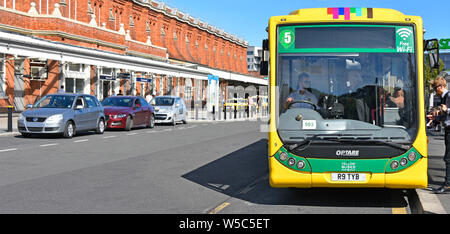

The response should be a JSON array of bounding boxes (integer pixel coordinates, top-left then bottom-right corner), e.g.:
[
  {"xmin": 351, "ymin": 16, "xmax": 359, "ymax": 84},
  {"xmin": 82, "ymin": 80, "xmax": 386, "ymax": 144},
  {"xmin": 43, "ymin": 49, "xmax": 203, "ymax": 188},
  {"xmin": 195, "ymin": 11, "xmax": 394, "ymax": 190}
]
[{"xmin": 63, "ymin": 121, "xmax": 75, "ymax": 138}]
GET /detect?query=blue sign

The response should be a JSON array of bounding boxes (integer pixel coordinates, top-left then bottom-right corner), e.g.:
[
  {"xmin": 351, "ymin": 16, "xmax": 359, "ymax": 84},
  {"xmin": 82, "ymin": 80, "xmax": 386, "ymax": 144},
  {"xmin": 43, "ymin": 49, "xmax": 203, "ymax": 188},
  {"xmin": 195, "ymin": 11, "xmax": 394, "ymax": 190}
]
[
  {"xmin": 136, "ymin": 78, "xmax": 152, "ymax": 83},
  {"xmin": 100, "ymin": 75, "xmax": 116, "ymax": 80},
  {"xmin": 117, "ymin": 73, "xmax": 131, "ymax": 79}
]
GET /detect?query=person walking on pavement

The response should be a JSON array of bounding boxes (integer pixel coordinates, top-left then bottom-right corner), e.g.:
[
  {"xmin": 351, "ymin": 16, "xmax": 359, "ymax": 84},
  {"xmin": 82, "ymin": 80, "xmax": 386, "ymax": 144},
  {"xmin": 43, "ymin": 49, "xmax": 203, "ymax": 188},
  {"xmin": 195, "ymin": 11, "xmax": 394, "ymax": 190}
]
[{"xmin": 432, "ymin": 76, "xmax": 450, "ymax": 194}]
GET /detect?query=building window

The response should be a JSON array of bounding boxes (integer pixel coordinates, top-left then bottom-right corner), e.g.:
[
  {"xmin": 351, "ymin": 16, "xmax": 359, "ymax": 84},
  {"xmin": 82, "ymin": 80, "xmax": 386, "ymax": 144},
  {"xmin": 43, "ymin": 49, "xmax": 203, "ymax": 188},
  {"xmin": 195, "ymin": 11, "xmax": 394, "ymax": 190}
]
[
  {"xmin": 68, "ymin": 63, "xmax": 82, "ymax": 72},
  {"xmin": 65, "ymin": 78, "xmax": 85, "ymax": 94},
  {"xmin": 65, "ymin": 63, "xmax": 87, "ymax": 94}
]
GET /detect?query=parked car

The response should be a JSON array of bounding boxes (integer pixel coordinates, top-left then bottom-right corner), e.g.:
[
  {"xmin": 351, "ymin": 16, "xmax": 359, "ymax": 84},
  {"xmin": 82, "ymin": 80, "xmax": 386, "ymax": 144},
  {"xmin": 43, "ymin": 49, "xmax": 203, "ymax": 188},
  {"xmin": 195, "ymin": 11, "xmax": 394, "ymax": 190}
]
[
  {"xmin": 152, "ymin": 96, "xmax": 187, "ymax": 125},
  {"xmin": 18, "ymin": 94, "xmax": 105, "ymax": 138},
  {"xmin": 102, "ymin": 96, "xmax": 155, "ymax": 131}
]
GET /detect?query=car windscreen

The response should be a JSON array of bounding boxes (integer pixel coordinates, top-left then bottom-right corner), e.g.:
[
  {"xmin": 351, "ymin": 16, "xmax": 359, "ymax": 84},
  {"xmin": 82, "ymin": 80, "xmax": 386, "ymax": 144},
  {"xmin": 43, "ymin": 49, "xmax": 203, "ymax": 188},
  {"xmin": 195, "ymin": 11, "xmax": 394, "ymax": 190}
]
[
  {"xmin": 34, "ymin": 95, "xmax": 75, "ymax": 109},
  {"xmin": 154, "ymin": 97, "xmax": 175, "ymax": 106},
  {"xmin": 102, "ymin": 97, "xmax": 134, "ymax": 107}
]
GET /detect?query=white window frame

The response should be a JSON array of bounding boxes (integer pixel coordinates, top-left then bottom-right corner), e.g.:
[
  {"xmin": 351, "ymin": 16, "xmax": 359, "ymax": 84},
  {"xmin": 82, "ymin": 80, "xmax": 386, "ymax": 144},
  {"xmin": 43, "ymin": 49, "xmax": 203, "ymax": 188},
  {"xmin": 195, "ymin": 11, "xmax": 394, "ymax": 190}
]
[
  {"xmin": 65, "ymin": 63, "xmax": 89, "ymax": 94},
  {"xmin": 0, "ymin": 58, "xmax": 5, "ymax": 97}
]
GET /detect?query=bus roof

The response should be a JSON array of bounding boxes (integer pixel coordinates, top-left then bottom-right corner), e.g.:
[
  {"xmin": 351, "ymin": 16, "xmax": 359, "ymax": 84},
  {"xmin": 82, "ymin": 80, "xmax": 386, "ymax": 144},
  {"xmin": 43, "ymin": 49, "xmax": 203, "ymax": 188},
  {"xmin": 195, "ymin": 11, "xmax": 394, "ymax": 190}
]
[{"xmin": 286, "ymin": 8, "xmax": 413, "ymax": 22}]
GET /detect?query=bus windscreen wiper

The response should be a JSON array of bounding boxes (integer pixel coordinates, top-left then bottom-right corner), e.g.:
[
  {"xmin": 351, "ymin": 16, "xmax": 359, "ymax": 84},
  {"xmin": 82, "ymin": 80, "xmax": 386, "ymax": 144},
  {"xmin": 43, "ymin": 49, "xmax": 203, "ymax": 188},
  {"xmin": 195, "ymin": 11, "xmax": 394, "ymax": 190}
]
[
  {"xmin": 286, "ymin": 134, "xmax": 410, "ymax": 151},
  {"xmin": 346, "ymin": 139, "xmax": 410, "ymax": 151},
  {"xmin": 285, "ymin": 134, "xmax": 346, "ymax": 151}
]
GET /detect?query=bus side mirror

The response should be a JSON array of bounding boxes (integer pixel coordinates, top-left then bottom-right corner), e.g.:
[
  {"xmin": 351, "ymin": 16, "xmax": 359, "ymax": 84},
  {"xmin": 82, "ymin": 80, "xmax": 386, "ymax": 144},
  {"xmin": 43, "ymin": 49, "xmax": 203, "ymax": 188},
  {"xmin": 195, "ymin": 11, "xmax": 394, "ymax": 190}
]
[
  {"xmin": 424, "ymin": 39, "xmax": 440, "ymax": 70},
  {"xmin": 260, "ymin": 39, "xmax": 269, "ymax": 76},
  {"xmin": 260, "ymin": 61, "xmax": 269, "ymax": 76}
]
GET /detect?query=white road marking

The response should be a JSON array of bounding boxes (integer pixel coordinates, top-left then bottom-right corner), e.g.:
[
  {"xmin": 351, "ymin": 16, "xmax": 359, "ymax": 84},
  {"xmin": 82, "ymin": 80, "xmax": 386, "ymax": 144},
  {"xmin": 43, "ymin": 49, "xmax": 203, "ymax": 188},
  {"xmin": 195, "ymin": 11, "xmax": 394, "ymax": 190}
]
[
  {"xmin": 0, "ymin": 148, "xmax": 18, "ymax": 153},
  {"xmin": 74, "ymin": 139, "xmax": 89, "ymax": 143},
  {"xmin": 103, "ymin": 136, "xmax": 116, "ymax": 139},
  {"xmin": 126, "ymin": 133, "xmax": 138, "ymax": 136},
  {"xmin": 40, "ymin": 143, "xmax": 59, "ymax": 147}
]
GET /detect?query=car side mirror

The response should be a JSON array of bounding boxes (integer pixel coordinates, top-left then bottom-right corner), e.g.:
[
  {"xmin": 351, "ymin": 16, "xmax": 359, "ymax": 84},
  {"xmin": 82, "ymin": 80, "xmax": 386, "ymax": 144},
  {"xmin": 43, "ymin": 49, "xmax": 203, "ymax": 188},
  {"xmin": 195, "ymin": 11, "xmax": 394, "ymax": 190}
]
[
  {"xmin": 26, "ymin": 104, "xmax": 33, "ymax": 109},
  {"xmin": 175, "ymin": 104, "xmax": 181, "ymax": 108},
  {"xmin": 75, "ymin": 105, "xmax": 84, "ymax": 110}
]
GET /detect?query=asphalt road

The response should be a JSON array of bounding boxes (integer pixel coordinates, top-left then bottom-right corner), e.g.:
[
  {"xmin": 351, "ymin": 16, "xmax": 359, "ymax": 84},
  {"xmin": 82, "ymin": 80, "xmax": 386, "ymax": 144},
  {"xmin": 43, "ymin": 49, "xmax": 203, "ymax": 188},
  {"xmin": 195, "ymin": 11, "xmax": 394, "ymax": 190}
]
[{"xmin": 0, "ymin": 120, "xmax": 415, "ymax": 214}]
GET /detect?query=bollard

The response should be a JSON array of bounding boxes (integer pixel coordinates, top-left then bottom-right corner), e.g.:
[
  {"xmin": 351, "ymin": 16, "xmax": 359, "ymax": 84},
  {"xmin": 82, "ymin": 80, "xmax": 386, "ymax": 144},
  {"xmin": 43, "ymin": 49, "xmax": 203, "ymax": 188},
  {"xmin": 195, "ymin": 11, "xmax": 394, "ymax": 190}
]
[{"xmin": 7, "ymin": 106, "xmax": 13, "ymax": 132}]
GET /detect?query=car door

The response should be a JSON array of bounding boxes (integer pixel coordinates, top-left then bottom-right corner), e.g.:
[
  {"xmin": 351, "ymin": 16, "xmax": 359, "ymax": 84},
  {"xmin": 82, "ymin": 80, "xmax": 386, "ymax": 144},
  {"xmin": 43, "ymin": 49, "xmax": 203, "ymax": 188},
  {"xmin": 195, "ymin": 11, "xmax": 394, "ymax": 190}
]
[
  {"xmin": 133, "ymin": 98, "xmax": 144, "ymax": 125},
  {"xmin": 175, "ymin": 98, "xmax": 183, "ymax": 121},
  {"xmin": 84, "ymin": 95, "xmax": 100, "ymax": 129},
  {"xmin": 139, "ymin": 97, "xmax": 151, "ymax": 125},
  {"xmin": 73, "ymin": 96, "xmax": 90, "ymax": 130}
]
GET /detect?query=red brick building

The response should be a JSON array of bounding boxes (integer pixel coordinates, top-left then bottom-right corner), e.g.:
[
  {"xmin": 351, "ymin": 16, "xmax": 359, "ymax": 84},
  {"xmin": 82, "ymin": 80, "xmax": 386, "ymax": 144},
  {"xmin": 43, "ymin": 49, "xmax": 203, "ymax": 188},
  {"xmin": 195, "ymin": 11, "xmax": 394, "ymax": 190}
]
[{"xmin": 0, "ymin": 0, "xmax": 266, "ymax": 111}]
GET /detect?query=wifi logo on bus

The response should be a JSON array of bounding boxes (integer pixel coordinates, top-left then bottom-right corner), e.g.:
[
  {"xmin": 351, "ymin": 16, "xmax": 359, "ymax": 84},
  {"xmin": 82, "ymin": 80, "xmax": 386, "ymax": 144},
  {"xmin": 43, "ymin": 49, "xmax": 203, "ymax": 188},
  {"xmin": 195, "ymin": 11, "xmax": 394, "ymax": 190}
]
[{"xmin": 397, "ymin": 28, "xmax": 413, "ymax": 41}]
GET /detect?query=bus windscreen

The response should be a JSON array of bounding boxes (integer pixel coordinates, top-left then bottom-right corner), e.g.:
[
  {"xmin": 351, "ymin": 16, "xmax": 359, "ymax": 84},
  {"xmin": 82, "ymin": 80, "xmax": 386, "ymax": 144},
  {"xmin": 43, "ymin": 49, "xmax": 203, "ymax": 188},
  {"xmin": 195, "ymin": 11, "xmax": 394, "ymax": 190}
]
[{"xmin": 295, "ymin": 27, "xmax": 396, "ymax": 49}]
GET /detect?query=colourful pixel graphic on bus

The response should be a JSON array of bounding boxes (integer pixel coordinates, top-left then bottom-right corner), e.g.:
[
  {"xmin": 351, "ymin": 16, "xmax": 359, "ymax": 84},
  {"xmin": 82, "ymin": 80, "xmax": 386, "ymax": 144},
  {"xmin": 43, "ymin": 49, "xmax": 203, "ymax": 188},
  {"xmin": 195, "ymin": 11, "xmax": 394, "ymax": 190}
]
[{"xmin": 327, "ymin": 7, "xmax": 373, "ymax": 20}]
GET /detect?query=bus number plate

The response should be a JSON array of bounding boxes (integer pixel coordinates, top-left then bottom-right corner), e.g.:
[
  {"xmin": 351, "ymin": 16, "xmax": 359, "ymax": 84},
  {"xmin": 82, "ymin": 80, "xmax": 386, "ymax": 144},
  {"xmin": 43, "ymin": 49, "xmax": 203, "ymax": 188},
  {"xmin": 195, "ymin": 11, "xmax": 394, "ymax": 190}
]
[{"xmin": 331, "ymin": 173, "xmax": 366, "ymax": 182}]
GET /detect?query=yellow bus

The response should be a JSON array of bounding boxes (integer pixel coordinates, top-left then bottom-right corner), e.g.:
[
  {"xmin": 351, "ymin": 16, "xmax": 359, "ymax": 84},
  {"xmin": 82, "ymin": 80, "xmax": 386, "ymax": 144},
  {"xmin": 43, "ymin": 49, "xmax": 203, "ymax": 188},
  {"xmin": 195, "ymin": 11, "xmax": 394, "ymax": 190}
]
[{"xmin": 261, "ymin": 8, "xmax": 439, "ymax": 188}]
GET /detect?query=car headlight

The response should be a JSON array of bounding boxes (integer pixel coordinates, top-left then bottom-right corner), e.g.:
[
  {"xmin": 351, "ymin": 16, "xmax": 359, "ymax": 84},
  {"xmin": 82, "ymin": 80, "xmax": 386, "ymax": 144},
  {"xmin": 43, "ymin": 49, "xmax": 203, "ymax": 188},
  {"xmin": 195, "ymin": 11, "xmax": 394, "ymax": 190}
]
[
  {"xmin": 19, "ymin": 113, "xmax": 25, "ymax": 121},
  {"xmin": 114, "ymin": 114, "xmax": 127, "ymax": 119},
  {"xmin": 46, "ymin": 114, "xmax": 63, "ymax": 123}
]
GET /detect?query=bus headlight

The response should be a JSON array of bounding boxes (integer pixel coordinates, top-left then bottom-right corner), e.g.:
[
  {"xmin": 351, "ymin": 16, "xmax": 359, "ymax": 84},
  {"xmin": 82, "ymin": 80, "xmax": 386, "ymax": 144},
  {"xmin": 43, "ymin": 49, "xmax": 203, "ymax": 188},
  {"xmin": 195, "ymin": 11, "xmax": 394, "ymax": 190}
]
[
  {"xmin": 288, "ymin": 158, "xmax": 296, "ymax": 166},
  {"xmin": 400, "ymin": 158, "xmax": 408, "ymax": 167},
  {"xmin": 297, "ymin": 160, "xmax": 306, "ymax": 169},
  {"xmin": 408, "ymin": 152, "xmax": 417, "ymax": 162},
  {"xmin": 279, "ymin": 152, "xmax": 288, "ymax": 161},
  {"xmin": 390, "ymin": 160, "xmax": 399, "ymax": 170}
]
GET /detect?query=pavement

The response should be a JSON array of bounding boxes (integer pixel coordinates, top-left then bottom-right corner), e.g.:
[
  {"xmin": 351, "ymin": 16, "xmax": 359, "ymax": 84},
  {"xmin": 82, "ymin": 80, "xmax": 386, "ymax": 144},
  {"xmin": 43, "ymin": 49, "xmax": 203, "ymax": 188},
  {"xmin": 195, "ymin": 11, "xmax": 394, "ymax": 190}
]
[
  {"xmin": 0, "ymin": 110, "xmax": 267, "ymax": 135},
  {"xmin": 0, "ymin": 113, "xmax": 19, "ymax": 136},
  {"xmin": 416, "ymin": 129, "xmax": 450, "ymax": 214}
]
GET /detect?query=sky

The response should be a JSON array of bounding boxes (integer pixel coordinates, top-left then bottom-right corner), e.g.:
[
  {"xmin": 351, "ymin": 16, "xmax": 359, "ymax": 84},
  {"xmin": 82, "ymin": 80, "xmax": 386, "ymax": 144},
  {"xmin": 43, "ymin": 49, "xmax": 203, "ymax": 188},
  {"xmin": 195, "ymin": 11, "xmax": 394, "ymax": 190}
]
[{"xmin": 158, "ymin": 0, "xmax": 448, "ymax": 47}]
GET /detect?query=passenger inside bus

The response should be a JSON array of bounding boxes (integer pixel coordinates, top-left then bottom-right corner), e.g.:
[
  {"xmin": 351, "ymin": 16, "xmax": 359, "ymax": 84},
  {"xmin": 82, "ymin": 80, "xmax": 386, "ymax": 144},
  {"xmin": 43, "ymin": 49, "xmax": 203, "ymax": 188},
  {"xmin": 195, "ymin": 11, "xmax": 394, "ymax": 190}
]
[{"xmin": 338, "ymin": 69, "xmax": 371, "ymax": 123}]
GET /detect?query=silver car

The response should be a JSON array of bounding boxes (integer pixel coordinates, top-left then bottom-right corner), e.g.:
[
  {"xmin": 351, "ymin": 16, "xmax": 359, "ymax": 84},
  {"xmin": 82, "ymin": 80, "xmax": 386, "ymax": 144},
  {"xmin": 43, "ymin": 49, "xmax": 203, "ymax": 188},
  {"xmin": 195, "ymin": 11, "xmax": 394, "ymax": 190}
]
[
  {"xmin": 153, "ymin": 96, "xmax": 188, "ymax": 125},
  {"xmin": 18, "ymin": 94, "xmax": 105, "ymax": 138}
]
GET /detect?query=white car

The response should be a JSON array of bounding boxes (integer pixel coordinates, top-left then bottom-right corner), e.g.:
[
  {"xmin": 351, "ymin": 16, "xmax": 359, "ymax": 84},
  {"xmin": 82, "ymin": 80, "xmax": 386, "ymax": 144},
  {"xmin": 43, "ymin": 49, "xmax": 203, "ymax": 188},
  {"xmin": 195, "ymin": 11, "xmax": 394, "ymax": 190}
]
[{"xmin": 153, "ymin": 96, "xmax": 188, "ymax": 125}]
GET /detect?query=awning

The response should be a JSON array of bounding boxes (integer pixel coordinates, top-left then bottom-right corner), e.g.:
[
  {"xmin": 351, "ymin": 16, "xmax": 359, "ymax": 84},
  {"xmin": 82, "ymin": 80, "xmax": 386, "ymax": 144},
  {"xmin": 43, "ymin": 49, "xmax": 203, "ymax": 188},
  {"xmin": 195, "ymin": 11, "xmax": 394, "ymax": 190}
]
[{"xmin": 0, "ymin": 31, "xmax": 209, "ymax": 80}]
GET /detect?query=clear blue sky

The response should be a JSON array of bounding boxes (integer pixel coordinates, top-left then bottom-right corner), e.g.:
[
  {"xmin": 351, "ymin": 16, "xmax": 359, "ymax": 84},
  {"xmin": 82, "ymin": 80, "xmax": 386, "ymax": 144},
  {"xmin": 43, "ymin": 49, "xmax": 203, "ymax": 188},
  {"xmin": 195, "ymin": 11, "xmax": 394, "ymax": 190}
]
[{"xmin": 159, "ymin": 0, "xmax": 448, "ymax": 47}]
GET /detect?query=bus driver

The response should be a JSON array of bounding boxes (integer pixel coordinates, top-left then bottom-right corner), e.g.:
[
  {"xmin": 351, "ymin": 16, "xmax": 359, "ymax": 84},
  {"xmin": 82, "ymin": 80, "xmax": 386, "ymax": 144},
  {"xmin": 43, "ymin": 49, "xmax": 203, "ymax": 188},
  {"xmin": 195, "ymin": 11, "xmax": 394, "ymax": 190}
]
[{"xmin": 284, "ymin": 72, "xmax": 318, "ymax": 110}]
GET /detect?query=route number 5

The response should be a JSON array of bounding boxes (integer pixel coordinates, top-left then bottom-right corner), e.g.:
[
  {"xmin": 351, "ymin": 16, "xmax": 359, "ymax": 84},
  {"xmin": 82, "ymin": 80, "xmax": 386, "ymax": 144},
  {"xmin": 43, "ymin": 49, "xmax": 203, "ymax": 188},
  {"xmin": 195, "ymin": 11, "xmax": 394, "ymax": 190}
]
[
  {"xmin": 280, "ymin": 29, "xmax": 294, "ymax": 48},
  {"xmin": 284, "ymin": 31, "xmax": 292, "ymax": 44}
]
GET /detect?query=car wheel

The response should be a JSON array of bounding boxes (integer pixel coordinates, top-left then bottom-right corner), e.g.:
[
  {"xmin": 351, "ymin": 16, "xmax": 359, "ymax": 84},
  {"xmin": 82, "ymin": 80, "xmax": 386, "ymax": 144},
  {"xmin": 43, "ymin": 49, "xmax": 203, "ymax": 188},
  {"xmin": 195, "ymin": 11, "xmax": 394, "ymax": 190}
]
[
  {"xmin": 96, "ymin": 118, "xmax": 105, "ymax": 134},
  {"xmin": 125, "ymin": 116, "xmax": 133, "ymax": 131},
  {"xmin": 63, "ymin": 121, "xmax": 75, "ymax": 138},
  {"xmin": 147, "ymin": 114, "xmax": 155, "ymax": 129}
]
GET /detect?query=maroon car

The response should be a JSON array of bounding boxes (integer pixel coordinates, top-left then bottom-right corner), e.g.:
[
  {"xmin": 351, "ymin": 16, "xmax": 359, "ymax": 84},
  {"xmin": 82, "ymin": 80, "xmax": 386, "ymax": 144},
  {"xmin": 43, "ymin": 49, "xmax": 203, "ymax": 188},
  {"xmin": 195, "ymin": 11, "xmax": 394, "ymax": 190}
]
[{"xmin": 102, "ymin": 96, "xmax": 155, "ymax": 131}]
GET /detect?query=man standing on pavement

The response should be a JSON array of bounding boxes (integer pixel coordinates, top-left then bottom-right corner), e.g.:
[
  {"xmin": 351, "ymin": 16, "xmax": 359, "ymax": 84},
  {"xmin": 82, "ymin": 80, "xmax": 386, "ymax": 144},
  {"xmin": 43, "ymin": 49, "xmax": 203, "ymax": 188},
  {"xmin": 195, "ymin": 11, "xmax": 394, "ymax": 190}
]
[{"xmin": 432, "ymin": 76, "xmax": 450, "ymax": 194}]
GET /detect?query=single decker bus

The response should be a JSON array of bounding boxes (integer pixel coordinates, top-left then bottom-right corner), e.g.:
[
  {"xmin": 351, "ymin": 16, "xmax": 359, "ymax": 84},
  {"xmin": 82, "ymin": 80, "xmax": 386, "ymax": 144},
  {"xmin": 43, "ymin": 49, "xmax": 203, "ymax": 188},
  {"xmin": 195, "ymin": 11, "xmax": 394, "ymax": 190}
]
[{"xmin": 261, "ymin": 8, "xmax": 439, "ymax": 188}]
